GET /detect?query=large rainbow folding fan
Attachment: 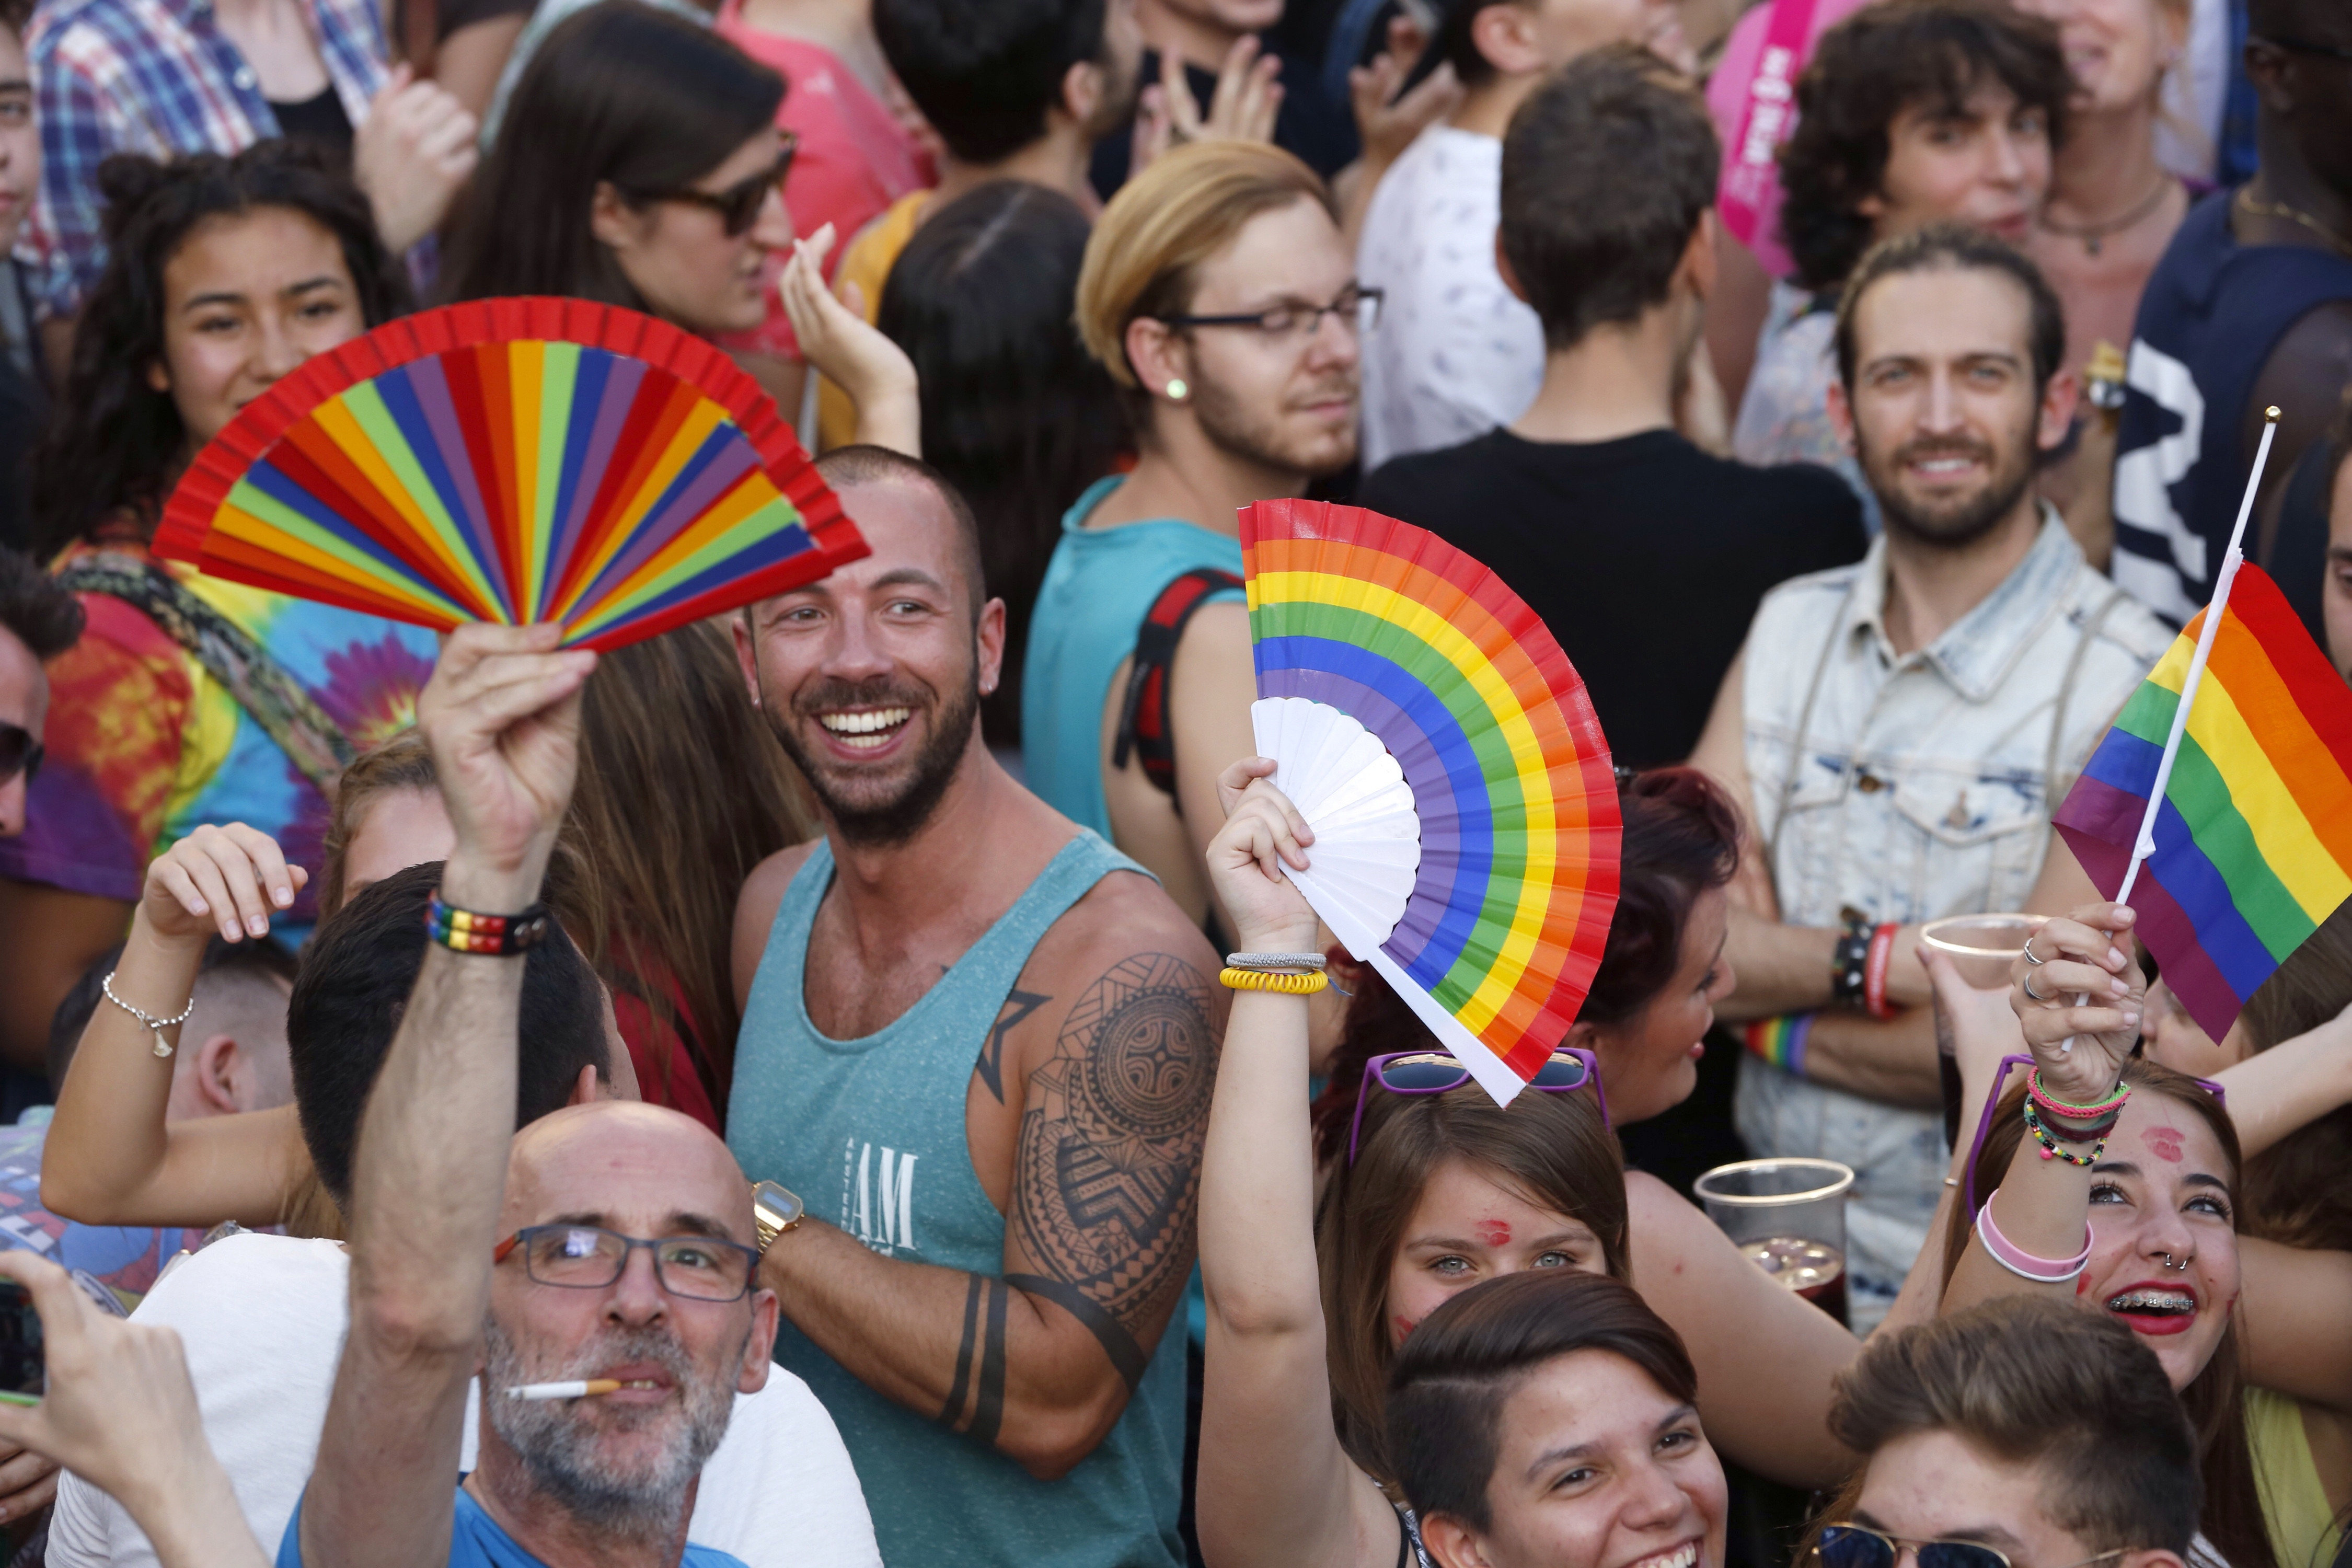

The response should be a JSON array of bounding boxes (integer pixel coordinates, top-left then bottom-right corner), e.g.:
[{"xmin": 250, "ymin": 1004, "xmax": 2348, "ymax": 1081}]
[
  {"xmin": 156, "ymin": 297, "xmax": 867, "ymax": 650},
  {"xmin": 1241, "ymin": 499, "xmax": 1621, "ymax": 1104}
]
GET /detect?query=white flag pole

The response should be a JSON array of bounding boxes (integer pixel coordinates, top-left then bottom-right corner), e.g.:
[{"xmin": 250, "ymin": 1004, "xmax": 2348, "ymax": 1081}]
[{"xmin": 2060, "ymin": 408, "xmax": 2281, "ymax": 1050}]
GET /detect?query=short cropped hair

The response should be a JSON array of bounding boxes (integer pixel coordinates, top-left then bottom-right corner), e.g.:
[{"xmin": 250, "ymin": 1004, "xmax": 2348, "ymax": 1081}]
[
  {"xmin": 1778, "ymin": 0, "xmax": 2070, "ymax": 292},
  {"xmin": 1829, "ymin": 1296, "xmax": 2198, "ymax": 1557},
  {"xmin": 1075, "ymin": 140, "xmax": 1336, "ymax": 393},
  {"xmin": 1387, "ymin": 1272, "xmax": 1699, "ymax": 1532},
  {"xmin": 0, "ymin": 548, "xmax": 83, "ymax": 662},
  {"xmin": 814, "ymin": 445, "xmax": 987, "ymax": 621},
  {"xmin": 1833, "ymin": 222, "xmax": 2066, "ymax": 396},
  {"xmin": 873, "ymin": 0, "xmax": 1109, "ymax": 166},
  {"xmin": 1500, "ymin": 46, "xmax": 1719, "ymax": 352},
  {"xmin": 287, "ymin": 860, "xmax": 608, "ymax": 1203}
]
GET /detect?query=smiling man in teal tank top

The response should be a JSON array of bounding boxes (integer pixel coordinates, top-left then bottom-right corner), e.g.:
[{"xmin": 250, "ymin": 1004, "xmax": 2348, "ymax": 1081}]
[{"xmin": 727, "ymin": 446, "xmax": 1225, "ymax": 1568}]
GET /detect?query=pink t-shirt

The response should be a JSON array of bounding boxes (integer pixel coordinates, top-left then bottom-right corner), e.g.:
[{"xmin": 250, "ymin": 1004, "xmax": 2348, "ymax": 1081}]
[
  {"xmin": 712, "ymin": 9, "xmax": 933, "ymax": 359},
  {"xmin": 1706, "ymin": 0, "xmax": 1872, "ymax": 278}
]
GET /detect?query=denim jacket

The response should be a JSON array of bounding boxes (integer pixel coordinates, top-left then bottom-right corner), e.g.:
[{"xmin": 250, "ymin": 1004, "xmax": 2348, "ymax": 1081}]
[{"xmin": 1734, "ymin": 512, "xmax": 2169, "ymax": 1327}]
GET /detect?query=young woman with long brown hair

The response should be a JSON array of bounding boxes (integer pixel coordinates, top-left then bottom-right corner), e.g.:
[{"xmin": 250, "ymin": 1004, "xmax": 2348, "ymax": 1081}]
[{"xmin": 1195, "ymin": 759, "xmax": 1864, "ymax": 1568}]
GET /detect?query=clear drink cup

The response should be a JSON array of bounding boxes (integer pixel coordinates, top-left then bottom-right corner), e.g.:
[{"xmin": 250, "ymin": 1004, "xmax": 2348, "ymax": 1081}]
[{"xmin": 1693, "ymin": 1157, "xmax": 1856, "ymax": 1326}]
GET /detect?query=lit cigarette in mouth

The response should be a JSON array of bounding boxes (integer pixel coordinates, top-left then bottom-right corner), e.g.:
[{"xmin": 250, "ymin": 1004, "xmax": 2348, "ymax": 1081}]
[{"xmin": 504, "ymin": 1379, "xmax": 660, "ymax": 1401}]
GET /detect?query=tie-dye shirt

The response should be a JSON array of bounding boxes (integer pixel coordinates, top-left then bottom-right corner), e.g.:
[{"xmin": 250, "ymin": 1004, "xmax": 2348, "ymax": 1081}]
[{"xmin": 0, "ymin": 532, "xmax": 437, "ymax": 938}]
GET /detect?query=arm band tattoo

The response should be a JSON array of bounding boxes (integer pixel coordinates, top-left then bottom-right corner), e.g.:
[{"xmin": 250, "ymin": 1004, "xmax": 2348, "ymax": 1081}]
[
  {"xmin": 942, "ymin": 1273, "xmax": 1012, "ymax": 1443},
  {"xmin": 943, "ymin": 1273, "xmax": 983, "ymax": 1426}
]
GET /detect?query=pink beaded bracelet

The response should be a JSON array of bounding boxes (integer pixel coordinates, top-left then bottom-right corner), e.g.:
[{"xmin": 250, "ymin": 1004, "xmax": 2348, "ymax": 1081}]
[{"xmin": 1975, "ymin": 1197, "xmax": 2092, "ymax": 1284}]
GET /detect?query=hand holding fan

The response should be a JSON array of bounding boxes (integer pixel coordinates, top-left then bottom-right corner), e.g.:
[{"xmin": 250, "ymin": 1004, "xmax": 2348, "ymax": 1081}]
[
  {"xmin": 1242, "ymin": 499, "xmax": 1621, "ymax": 1105},
  {"xmin": 156, "ymin": 297, "xmax": 868, "ymax": 650}
]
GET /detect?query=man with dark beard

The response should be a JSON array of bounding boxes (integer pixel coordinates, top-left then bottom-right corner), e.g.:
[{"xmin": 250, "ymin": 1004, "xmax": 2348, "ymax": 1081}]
[
  {"xmin": 287, "ymin": 624, "xmax": 781, "ymax": 1568},
  {"xmin": 1687, "ymin": 224, "xmax": 2170, "ymax": 1332},
  {"xmin": 727, "ymin": 445, "xmax": 1223, "ymax": 1568},
  {"xmin": 1027, "ymin": 139, "xmax": 1361, "ymax": 939}
]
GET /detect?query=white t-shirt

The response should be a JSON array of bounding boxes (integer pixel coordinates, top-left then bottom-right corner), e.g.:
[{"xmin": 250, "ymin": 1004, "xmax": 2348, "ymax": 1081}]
[
  {"xmin": 1355, "ymin": 123, "xmax": 1544, "ymax": 474},
  {"xmin": 47, "ymin": 1233, "xmax": 881, "ymax": 1568}
]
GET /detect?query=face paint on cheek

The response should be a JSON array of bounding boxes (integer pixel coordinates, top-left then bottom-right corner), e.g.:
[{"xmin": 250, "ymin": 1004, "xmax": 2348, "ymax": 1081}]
[
  {"xmin": 2143, "ymin": 1126, "xmax": 2185, "ymax": 1163},
  {"xmin": 1475, "ymin": 1220, "xmax": 1511, "ymax": 1247},
  {"xmin": 1392, "ymin": 1315, "xmax": 1418, "ymax": 1340}
]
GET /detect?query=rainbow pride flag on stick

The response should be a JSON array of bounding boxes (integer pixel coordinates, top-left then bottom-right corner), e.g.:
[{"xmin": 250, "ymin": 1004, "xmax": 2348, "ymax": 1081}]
[{"xmin": 2053, "ymin": 413, "xmax": 2352, "ymax": 1043}]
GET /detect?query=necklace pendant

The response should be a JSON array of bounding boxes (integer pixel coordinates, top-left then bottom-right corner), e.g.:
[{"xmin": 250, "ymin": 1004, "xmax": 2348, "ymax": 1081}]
[{"xmin": 152, "ymin": 1029, "xmax": 174, "ymax": 1059}]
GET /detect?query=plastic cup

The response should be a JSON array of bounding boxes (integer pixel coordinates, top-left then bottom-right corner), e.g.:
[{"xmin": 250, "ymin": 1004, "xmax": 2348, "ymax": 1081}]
[
  {"xmin": 1693, "ymin": 1158, "xmax": 1856, "ymax": 1324},
  {"xmin": 1919, "ymin": 913, "xmax": 2047, "ymax": 990}
]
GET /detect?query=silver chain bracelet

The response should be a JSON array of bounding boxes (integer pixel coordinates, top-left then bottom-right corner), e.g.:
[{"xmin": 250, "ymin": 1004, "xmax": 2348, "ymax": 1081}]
[{"xmin": 101, "ymin": 972, "xmax": 196, "ymax": 1058}]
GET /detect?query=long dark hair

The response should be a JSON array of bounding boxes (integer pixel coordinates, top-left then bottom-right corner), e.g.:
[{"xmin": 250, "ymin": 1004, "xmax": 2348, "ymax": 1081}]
[
  {"xmin": 28, "ymin": 142, "xmax": 412, "ymax": 561},
  {"xmin": 1944, "ymin": 1060, "xmax": 2276, "ymax": 1568},
  {"xmin": 440, "ymin": 0, "xmax": 782, "ymax": 309},
  {"xmin": 875, "ymin": 180, "xmax": 1126, "ymax": 747}
]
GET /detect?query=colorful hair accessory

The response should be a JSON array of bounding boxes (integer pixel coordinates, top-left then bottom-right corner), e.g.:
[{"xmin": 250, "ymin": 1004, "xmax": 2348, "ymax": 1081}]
[
  {"xmin": 2021, "ymin": 1100, "xmax": 2107, "ymax": 1165},
  {"xmin": 425, "ymin": 890, "xmax": 551, "ymax": 956},
  {"xmin": 1862, "ymin": 923, "xmax": 1899, "ymax": 1019},
  {"xmin": 1974, "ymin": 1198, "xmax": 2092, "ymax": 1284},
  {"xmin": 2026, "ymin": 1068, "xmax": 2129, "ymax": 1120},
  {"xmin": 155, "ymin": 298, "xmax": 869, "ymax": 652},
  {"xmin": 1241, "ymin": 500, "xmax": 1620, "ymax": 1105},
  {"xmin": 1219, "ymin": 967, "xmax": 1328, "ymax": 994},
  {"xmin": 1743, "ymin": 1013, "xmax": 1813, "ymax": 1077}
]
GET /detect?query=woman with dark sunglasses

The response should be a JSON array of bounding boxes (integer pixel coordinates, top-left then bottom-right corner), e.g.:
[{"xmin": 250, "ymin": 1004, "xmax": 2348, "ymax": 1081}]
[
  {"xmin": 440, "ymin": 2, "xmax": 796, "ymax": 351},
  {"xmin": 1194, "ymin": 758, "xmax": 1867, "ymax": 1568}
]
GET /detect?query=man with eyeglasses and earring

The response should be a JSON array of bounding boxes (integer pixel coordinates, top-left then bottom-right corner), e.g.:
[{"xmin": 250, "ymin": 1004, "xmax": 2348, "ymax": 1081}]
[
  {"xmin": 0, "ymin": 548, "xmax": 78, "ymax": 841},
  {"xmin": 283, "ymin": 622, "xmax": 778, "ymax": 1568},
  {"xmin": 2111, "ymin": 0, "xmax": 2352, "ymax": 627},
  {"xmin": 1817, "ymin": 1295, "xmax": 2197, "ymax": 1568}
]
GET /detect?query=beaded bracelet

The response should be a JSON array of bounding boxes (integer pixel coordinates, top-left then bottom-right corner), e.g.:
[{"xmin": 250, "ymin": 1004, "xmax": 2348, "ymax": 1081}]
[
  {"xmin": 1743, "ymin": 1014, "xmax": 1812, "ymax": 1077},
  {"xmin": 2026, "ymin": 1068, "xmax": 2129, "ymax": 1121},
  {"xmin": 2022, "ymin": 1100, "xmax": 2107, "ymax": 1166},
  {"xmin": 1976, "ymin": 1197, "xmax": 2092, "ymax": 1284},
  {"xmin": 1829, "ymin": 908, "xmax": 1873, "ymax": 1009},
  {"xmin": 1224, "ymin": 952, "xmax": 1327, "ymax": 972},
  {"xmin": 1219, "ymin": 967, "xmax": 1328, "ymax": 994},
  {"xmin": 425, "ymin": 891, "xmax": 552, "ymax": 956}
]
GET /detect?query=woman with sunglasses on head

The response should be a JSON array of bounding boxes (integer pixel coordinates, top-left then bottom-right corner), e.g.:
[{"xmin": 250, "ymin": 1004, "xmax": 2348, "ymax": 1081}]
[
  {"xmin": 1928, "ymin": 899, "xmax": 2352, "ymax": 1568},
  {"xmin": 1195, "ymin": 758, "xmax": 1867, "ymax": 1568}
]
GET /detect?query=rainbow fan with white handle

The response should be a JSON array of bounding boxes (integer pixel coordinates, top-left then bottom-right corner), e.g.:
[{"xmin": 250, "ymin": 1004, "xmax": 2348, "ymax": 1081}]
[
  {"xmin": 155, "ymin": 297, "xmax": 867, "ymax": 651},
  {"xmin": 1242, "ymin": 499, "xmax": 1621, "ymax": 1104}
]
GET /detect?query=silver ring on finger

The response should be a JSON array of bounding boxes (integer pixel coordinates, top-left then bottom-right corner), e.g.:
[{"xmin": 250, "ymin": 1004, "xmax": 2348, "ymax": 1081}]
[
  {"xmin": 2022, "ymin": 972, "xmax": 2050, "ymax": 1002},
  {"xmin": 2022, "ymin": 934, "xmax": 2046, "ymax": 965}
]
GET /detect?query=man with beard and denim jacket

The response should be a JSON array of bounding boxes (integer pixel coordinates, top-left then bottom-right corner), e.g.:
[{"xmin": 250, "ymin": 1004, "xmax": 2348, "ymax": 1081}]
[
  {"xmin": 727, "ymin": 445, "xmax": 1223, "ymax": 1568},
  {"xmin": 1688, "ymin": 225, "xmax": 2170, "ymax": 1332},
  {"xmin": 282, "ymin": 623, "xmax": 782, "ymax": 1568}
]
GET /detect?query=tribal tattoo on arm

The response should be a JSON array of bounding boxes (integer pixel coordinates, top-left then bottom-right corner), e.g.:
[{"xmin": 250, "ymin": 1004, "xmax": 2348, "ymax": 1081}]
[{"xmin": 939, "ymin": 952, "xmax": 1216, "ymax": 1434}]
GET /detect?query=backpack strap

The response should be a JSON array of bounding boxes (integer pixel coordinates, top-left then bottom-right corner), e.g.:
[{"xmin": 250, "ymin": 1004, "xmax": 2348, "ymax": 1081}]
[
  {"xmin": 1111, "ymin": 567, "xmax": 1243, "ymax": 805},
  {"xmin": 57, "ymin": 552, "xmax": 355, "ymax": 791}
]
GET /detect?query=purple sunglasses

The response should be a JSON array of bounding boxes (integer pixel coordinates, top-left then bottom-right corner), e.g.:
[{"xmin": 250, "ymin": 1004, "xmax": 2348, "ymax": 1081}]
[
  {"xmin": 1962, "ymin": 1054, "xmax": 2226, "ymax": 1213},
  {"xmin": 1347, "ymin": 1047, "xmax": 1609, "ymax": 1166}
]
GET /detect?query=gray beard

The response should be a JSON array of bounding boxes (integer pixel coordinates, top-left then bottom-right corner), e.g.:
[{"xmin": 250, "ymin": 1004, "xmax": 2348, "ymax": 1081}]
[{"xmin": 481, "ymin": 1318, "xmax": 737, "ymax": 1544}]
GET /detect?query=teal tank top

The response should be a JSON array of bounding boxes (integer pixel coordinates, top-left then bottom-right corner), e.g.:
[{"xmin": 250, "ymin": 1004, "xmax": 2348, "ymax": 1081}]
[
  {"xmin": 1021, "ymin": 475, "xmax": 1246, "ymax": 837},
  {"xmin": 728, "ymin": 830, "xmax": 1187, "ymax": 1568}
]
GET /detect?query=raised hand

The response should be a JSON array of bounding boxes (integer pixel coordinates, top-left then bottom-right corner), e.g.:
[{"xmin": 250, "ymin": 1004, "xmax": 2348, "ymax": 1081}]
[
  {"xmin": 140, "ymin": 823, "xmax": 307, "ymax": 948},
  {"xmin": 1135, "ymin": 35, "xmax": 1283, "ymax": 174},
  {"xmin": 1347, "ymin": 15, "xmax": 1459, "ymax": 168},
  {"xmin": 781, "ymin": 224, "xmax": 919, "ymax": 455},
  {"xmin": 353, "ymin": 65, "xmax": 480, "ymax": 253},
  {"xmin": 2009, "ymin": 901, "xmax": 2144, "ymax": 1101},
  {"xmin": 1206, "ymin": 757, "xmax": 1319, "ymax": 954},
  {"xmin": 414, "ymin": 624, "xmax": 594, "ymax": 905}
]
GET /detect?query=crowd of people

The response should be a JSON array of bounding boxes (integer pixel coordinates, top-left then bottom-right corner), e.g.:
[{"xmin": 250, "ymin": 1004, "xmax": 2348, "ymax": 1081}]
[{"xmin": 0, "ymin": 0, "xmax": 2347, "ymax": 1563}]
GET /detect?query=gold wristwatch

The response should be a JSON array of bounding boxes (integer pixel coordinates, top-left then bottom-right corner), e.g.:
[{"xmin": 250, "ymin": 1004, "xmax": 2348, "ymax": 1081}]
[{"xmin": 751, "ymin": 1180, "xmax": 804, "ymax": 1255}]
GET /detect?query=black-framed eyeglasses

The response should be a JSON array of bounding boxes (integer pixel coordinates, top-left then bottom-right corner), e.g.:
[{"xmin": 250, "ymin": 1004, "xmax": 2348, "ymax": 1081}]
[
  {"xmin": 1348, "ymin": 1047, "xmax": 1608, "ymax": 1166},
  {"xmin": 494, "ymin": 1224, "xmax": 760, "ymax": 1302},
  {"xmin": 2257, "ymin": 33, "xmax": 2352, "ymax": 63},
  {"xmin": 0, "ymin": 722, "xmax": 39, "ymax": 787},
  {"xmin": 1818, "ymin": 1524, "xmax": 2128, "ymax": 1568},
  {"xmin": 1161, "ymin": 283, "xmax": 1383, "ymax": 343},
  {"xmin": 635, "ymin": 137, "xmax": 798, "ymax": 237}
]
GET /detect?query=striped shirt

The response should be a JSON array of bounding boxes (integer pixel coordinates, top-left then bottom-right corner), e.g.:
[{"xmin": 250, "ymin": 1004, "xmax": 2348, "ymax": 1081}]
[{"xmin": 22, "ymin": 0, "xmax": 387, "ymax": 317}]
